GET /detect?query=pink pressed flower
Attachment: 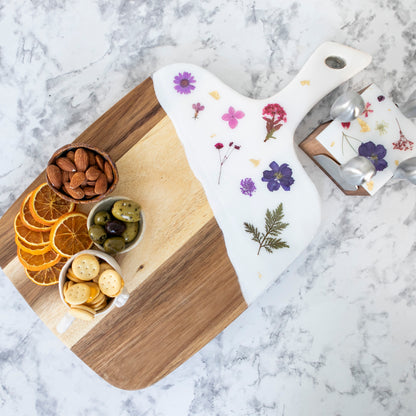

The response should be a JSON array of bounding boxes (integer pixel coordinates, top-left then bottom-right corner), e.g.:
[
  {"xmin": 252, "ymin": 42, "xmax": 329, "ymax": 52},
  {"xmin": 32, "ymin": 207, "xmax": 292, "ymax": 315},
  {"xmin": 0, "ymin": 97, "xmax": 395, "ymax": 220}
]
[
  {"xmin": 222, "ymin": 106, "xmax": 245, "ymax": 129},
  {"xmin": 192, "ymin": 103, "xmax": 205, "ymax": 112},
  {"xmin": 234, "ymin": 145, "xmax": 240, "ymax": 150},
  {"xmin": 362, "ymin": 102, "xmax": 373, "ymax": 117},
  {"xmin": 215, "ymin": 143, "xmax": 224, "ymax": 149},
  {"xmin": 341, "ymin": 122, "xmax": 350, "ymax": 129}
]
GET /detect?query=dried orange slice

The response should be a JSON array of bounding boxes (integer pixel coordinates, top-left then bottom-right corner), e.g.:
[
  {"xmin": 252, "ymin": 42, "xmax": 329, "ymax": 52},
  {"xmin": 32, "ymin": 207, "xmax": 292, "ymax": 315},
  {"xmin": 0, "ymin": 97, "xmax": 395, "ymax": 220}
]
[
  {"xmin": 15, "ymin": 235, "xmax": 51, "ymax": 255},
  {"xmin": 50, "ymin": 212, "xmax": 92, "ymax": 258},
  {"xmin": 14, "ymin": 213, "xmax": 50, "ymax": 247},
  {"xmin": 25, "ymin": 259, "xmax": 67, "ymax": 286},
  {"xmin": 20, "ymin": 192, "xmax": 51, "ymax": 232},
  {"xmin": 17, "ymin": 246, "xmax": 61, "ymax": 271},
  {"xmin": 29, "ymin": 183, "xmax": 74, "ymax": 226}
]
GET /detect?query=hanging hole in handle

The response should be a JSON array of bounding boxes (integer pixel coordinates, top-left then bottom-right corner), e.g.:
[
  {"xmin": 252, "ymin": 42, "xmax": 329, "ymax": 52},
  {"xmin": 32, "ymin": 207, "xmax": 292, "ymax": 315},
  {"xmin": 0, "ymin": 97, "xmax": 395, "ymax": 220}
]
[{"xmin": 325, "ymin": 56, "xmax": 346, "ymax": 69}]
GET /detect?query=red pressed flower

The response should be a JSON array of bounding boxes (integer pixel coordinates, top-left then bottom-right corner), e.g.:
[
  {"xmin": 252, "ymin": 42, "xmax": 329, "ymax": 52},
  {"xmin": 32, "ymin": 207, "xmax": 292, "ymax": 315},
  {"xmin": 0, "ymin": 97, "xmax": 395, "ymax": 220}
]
[
  {"xmin": 262, "ymin": 103, "xmax": 287, "ymax": 122},
  {"xmin": 341, "ymin": 122, "xmax": 350, "ymax": 129},
  {"xmin": 234, "ymin": 145, "xmax": 241, "ymax": 150},
  {"xmin": 229, "ymin": 142, "xmax": 234, "ymax": 146},
  {"xmin": 215, "ymin": 143, "xmax": 224, "ymax": 149}
]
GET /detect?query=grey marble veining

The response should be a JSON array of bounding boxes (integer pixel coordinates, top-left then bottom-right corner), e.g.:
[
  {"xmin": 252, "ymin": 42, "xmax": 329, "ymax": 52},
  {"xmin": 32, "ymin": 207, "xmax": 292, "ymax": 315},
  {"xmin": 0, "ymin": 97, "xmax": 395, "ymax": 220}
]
[{"xmin": 1, "ymin": 0, "xmax": 416, "ymax": 415}]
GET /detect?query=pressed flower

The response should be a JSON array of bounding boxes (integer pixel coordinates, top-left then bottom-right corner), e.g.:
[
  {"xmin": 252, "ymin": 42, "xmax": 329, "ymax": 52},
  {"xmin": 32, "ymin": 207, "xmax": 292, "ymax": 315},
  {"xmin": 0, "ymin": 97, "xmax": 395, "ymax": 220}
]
[
  {"xmin": 240, "ymin": 178, "xmax": 256, "ymax": 196},
  {"xmin": 262, "ymin": 103, "xmax": 287, "ymax": 142},
  {"xmin": 358, "ymin": 141, "xmax": 388, "ymax": 171},
  {"xmin": 222, "ymin": 106, "xmax": 245, "ymax": 129},
  {"xmin": 174, "ymin": 71, "xmax": 196, "ymax": 94},
  {"xmin": 377, "ymin": 95, "xmax": 385, "ymax": 102},
  {"xmin": 362, "ymin": 102, "xmax": 373, "ymax": 117},
  {"xmin": 261, "ymin": 161, "xmax": 294, "ymax": 191},
  {"xmin": 192, "ymin": 102, "xmax": 204, "ymax": 119},
  {"xmin": 393, "ymin": 119, "xmax": 414, "ymax": 151},
  {"xmin": 341, "ymin": 122, "xmax": 350, "ymax": 129},
  {"xmin": 215, "ymin": 141, "xmax": 241, "ymax": 184}
]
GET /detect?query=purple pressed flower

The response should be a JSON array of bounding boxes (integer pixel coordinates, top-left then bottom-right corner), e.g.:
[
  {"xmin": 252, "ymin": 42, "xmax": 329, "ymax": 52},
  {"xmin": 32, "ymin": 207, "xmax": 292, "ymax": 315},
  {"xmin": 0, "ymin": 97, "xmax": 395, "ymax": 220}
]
[
  {"xmin": 174, "ymin": 71, "xmax": 196, "ymax": 94},
  {"xmin": 240, "ymin": 178, "xmax": 256, "ymax": 196},
  {"xmin": 222, "ymin": 106, "xmax": 245, "ymax": 129},
  {"xmin": 262, "ymin": 161, "xmax": 294, "ymax": 192},
  {"xmin": 358, "ymin": 141, "xmax": 388, "ymax": 171},
  {"xmin": 377, "ymin": 95, "xmax": 385, "ymax": 102}
]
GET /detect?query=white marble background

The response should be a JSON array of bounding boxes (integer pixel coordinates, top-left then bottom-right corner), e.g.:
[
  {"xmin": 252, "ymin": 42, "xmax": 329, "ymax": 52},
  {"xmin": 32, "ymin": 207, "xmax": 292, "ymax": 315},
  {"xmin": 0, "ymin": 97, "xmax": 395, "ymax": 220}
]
[{"xmin": 1, "ymin": 0, "xmax": 416, "ymax": 415}]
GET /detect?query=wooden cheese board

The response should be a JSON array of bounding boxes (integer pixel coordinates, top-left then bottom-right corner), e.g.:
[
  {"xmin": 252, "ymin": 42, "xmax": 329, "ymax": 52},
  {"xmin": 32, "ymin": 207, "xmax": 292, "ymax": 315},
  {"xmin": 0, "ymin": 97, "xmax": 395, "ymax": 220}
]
[
  {"xmin": 0, "ymin": 42, "xmax": 372, "ymax": 390},
  {"xmin": 0, "ymin": 78, "xmax": 246, "ymax": 390}
]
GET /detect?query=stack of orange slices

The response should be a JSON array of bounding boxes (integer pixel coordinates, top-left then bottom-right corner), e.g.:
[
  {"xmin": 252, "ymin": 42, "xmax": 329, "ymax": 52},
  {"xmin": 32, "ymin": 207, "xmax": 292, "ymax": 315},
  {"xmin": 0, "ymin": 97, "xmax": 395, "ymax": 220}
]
[{"xmin": 14, "ymin": 183, "xmax": 93, "ymax": 286}]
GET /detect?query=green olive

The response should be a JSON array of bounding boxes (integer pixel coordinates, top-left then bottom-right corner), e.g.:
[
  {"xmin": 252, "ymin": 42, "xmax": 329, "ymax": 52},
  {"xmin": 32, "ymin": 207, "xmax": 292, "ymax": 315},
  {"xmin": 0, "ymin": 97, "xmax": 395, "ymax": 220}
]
[
  {"xmin": 112, "ymin": 200, "xmax": 141, "ymax": 222},
  {"xmin": 121, "ymin": 221, "xmax": 139, "ymax": 243},
  {"xmin": 94, "ymin": 210, "xmax": 112, "ymax": 226},
  {"xmin": 88, "ymin": 224, "xmax": 107, "ymax": 245},
  {"xmin": 103, "ymin": 236, "xmax": 125, "ymax": 254}
]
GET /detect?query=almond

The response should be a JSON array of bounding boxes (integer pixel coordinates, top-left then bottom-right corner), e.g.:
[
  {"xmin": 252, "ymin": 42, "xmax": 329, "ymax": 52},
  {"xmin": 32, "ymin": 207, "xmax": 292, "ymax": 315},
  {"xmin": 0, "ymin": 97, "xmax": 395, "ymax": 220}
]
[
  {"xmin": 64, "ymin": 183, "xmax": 84, "ymax": 200},
  {"xmin": 66, "ymin": 151, "xmax": 75, "ymax": 162},
  {"xmin": 74, "ymin": 148, "xmax": 89, "ymax": 172},
  {"xmin": 94, "ymin": 173, "xmax": 107, "ymax": 195},
  {"xmin": 104, "ymin": 161, "xmax": 113, "ymax": 183},
  {"xmin": 56, "ymin": 157, "xmax": 76, "ymax": 172},
  {"xmin": 95, "ymin": 154, "xmax": 105, "ymax": 171},
  {"xmin": 85, "ymin": 166, "xmax": 101, "ymax": 181},
  {"xmin": 62, "ymin": 171, "xmax": 70, "ymax": 182},
  {"xmin": 87, "ymin": 150, "xmax": 96, "ymax": 166},
  {"xmin": 83, "ymin": 186, "xmax": 96, "ymax": 196},
  {"xmin": 69, "ymin": 172, "xmax": 86, "ymax": 189},
  {"xmin": 46, "ymin": 164, "xmax": 62, "ymax": 189},
  {"xmin": 86, "ymin": 181, "xmax": 96, "ymax": 186}
]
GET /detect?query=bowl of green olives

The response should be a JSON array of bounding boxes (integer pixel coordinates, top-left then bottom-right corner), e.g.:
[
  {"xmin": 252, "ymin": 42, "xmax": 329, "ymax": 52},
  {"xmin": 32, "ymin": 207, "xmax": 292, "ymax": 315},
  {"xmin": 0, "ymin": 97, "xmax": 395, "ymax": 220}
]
[{"xmin": 87, "ymin": 196, "xmax": 144, "ymax": 255}]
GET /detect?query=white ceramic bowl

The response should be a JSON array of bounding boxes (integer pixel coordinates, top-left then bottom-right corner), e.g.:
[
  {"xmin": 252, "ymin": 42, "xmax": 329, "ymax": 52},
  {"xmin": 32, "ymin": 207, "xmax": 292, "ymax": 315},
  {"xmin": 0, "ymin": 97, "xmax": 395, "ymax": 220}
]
[
  {"xmin": 87, "ymin": 196, "xmax": 144, "ymax": 254},
  {"xmin": 56, "ymin": 249, "xmax": 130, "ymax": 333}
]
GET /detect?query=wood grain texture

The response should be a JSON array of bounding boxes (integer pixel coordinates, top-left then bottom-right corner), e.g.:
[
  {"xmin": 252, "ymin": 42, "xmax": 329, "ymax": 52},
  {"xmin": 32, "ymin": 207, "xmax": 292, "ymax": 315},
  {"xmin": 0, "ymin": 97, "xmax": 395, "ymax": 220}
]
[
  {"xmin": 0, "ymin": 77, "xmax": 165, "ymax": 270},
  {"xmin": 299, "ymin": 122, "xmax": 370, "ymax": 196},
  {"xmin": 0, "ymin": 77, "xmax": 247, "ymax": 390},
  {"xmin": 72, "ymin": 217, "xmax": 246, "ymax": 390}
]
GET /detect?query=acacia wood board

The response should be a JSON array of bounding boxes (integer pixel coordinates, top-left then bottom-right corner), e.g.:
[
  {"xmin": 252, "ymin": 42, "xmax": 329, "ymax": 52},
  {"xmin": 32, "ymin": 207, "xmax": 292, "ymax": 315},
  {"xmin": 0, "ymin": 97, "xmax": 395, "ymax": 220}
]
[{"xmin": 0, "ymin": 77, "xmax": 247, "ymax": 390}]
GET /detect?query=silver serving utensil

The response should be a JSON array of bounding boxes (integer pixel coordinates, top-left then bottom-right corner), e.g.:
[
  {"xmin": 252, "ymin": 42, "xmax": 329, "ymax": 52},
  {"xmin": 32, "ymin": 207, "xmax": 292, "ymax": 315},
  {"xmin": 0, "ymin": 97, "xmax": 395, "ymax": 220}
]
[
  {"xmin": 313, "ymin": 154, "xmax": 376, "ymax": 191},
  {"xmin": 393, "ymin": 157, "xmax": 416, "ymax": 185},
  {"xmin": 330, "ymin": 91, "xmax": 366, "ymax": 122},
  {"xmin": 399, "ymin": 89, "xmax": 416, "ymax": 119},
  {"xmin": 339, "ymin": 156, "xmax": 376, "ymax": 186}
]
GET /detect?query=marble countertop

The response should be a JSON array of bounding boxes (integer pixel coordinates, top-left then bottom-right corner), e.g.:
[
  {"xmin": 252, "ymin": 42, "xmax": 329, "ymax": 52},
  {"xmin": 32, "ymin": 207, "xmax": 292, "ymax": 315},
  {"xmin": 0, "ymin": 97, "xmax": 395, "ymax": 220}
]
[{"xmin": 1, "ymin": 1, "xmax": 416, "ymax": 415}]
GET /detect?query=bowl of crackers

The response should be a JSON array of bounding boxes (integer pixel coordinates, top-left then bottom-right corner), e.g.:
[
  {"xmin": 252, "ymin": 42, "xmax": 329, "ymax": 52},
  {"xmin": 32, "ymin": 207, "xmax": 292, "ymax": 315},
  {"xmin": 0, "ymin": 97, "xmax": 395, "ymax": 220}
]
[{"xmin": 58, "ymin": 250, "xmax": 129, "ymax": 323}]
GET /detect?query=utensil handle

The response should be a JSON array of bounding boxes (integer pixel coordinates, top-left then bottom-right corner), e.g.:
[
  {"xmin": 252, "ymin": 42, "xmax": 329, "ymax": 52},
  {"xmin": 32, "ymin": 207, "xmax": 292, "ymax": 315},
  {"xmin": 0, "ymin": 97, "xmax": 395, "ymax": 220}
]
[
  {"xmin": 114, "ymin": 287, "xmax": 129, "ymax": 308},
  {"xmin": 274, "ymin": 41, "xmax": 372, "ymax": 128},
  {"xmin": 56, "ymin": 313, "xmax": 75, "ymax": 334}
]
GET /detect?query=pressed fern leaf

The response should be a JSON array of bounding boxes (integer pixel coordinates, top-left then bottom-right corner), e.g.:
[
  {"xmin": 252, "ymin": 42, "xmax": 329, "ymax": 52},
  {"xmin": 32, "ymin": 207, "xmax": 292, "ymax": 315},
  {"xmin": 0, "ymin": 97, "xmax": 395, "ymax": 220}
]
[{"xmin": 244, "ymin": 203, "xmax": 290, "ymax": 255}]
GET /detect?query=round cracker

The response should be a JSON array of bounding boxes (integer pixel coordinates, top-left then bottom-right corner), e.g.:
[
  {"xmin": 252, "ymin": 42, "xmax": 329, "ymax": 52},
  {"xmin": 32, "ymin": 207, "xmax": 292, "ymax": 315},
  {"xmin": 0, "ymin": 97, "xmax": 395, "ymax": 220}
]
[
  {"xmin": 98, "ymin": 269, "xmax": 124, "ymax": 297},
  {"xmin": 64, "ymin": 283, "xmax": 91, "ymax": 305},
  {"xmin": 72, "ymin": 254, "xmax": 100, "ymax": 281},
  {"xmin": 69, "ymin": 306, "xmax": 95, "ymax": 321},
  {"xmin": 85, "ymin": 282, "xmax": 100, "ymax": 303},
  {"xmin": 67, "ymin": 268, "xmax": 85, "ymax": 283},
  {"xmin": 99, "ymin": 262, "xmax": 113, "ymax": 274}
]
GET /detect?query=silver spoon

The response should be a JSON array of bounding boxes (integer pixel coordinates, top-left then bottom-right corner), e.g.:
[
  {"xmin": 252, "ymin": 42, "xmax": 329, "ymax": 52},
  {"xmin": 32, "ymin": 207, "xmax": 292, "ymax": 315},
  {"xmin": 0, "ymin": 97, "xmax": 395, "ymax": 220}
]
[
  {"xmin": 330, "ymin": 91, "xmax": 365, "ymax": 122},
  {"xmin": 339, "ymin": 156, "xmax": 376, "ymax": 187},
  {"xmin": 393, "ymin": 157, "xmax": 416, "ymax": 185}
]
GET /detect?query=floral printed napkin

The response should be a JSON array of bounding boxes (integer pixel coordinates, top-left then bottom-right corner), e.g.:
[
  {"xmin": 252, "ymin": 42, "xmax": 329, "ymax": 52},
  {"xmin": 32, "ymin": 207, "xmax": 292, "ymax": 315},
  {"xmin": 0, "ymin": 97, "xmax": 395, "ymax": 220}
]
[{"xmin": 316, "ymin": 84, "xmax": 416, "ymax": 194}]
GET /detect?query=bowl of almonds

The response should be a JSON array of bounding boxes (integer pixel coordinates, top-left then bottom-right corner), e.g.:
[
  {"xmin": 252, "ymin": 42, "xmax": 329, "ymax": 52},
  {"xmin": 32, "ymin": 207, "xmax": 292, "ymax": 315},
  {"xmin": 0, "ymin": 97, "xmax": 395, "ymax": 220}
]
[{"xmin": 46, "ymin": 143, "xmax": 118, "ymax": 204}]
